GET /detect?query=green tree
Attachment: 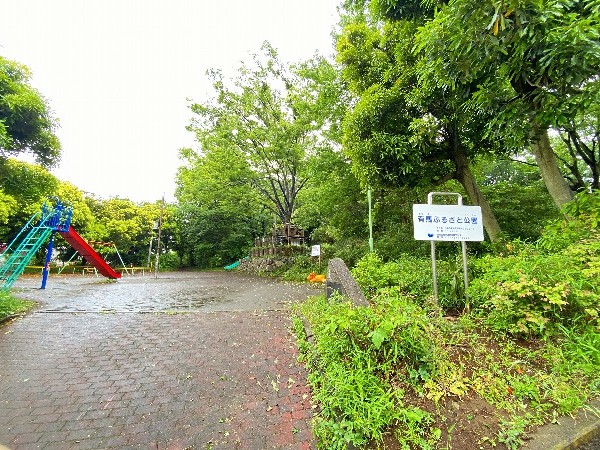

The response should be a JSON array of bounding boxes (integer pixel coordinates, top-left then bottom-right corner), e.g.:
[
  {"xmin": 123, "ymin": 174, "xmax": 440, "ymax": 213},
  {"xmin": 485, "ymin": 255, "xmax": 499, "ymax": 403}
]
[
  {"xmin": 415, "ymin": 0, "xmax": 600, "ymax": 208},
  {"xmin": 0, "ymin": 55, "xmax": 61, "ymax": 167},
  {"xmin": 554, "ymin": 108, "xmax": 600, "ymax": 191},
  {"xmin": 55, "ymin": 181, "xmax": 93, "ymax": 232},
  {"xmin": 176, "ymin": 204, "xmax": 259, "ymax": 268},
  {"xmin": 291, "ymin": 56, "xmax": 369, "ymax": 245},
  {"xmin": 176, "ymin": 146, "xmax": 261, "ymax": 219},
  {"xmin": 83, "ymin": 197, "xmax": 175, "ymax": 267},
  {"xmin": 337, "ymin": 16, "xmax": 505, "ymax": 240},
  {"xmin": 0, "ymin": 158, "xmax": 59, "ymax": 242},
  {"xmin": 176, "ymin": 143, "xmax": 270, "ymax": 267},
  {"xmin": 187, "ymin": 42, "xmax": 318, "ymax": 224},
  {"xmin": 476, "ymin": 158, "xmax": 560, "ymax": 241},
  {"xmin": 0, "ymin": 189, "xmax": 17, "ymax": 230}
]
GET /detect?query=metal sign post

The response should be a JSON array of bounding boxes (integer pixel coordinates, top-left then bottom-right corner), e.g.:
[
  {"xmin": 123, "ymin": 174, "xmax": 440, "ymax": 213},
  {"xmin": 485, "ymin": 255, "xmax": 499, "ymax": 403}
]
[
  {"xmin": 368, "ymin": 189, "xmax": 374, "ymax": 253},
  {"xmin": 413, "ymin": 192, "xmax": 484, "ymax": 305}
]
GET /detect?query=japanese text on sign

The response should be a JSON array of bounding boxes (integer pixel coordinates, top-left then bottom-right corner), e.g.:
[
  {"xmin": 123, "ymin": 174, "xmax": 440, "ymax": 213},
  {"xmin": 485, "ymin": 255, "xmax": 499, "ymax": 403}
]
[{"xmin": 413, "ymin": 204, "xmax": 484, "ymax": 242}]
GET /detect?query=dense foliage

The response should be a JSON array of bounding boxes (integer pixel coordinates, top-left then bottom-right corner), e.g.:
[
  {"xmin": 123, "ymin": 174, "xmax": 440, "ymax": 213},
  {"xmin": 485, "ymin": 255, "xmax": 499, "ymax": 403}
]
[
  {"xmin": 0, "ymin": 290, "xmax": 35, "ymax": 322},
  {"xmin": 0, "ymin": 158, "xmax": 176, "ymax": 268},
  {"xmin": 469, "ymin": 192, "xmax": 600, "ymax": 337},
  {"xmin": 295, "ymin": 190, "xmax": 599, "ymax": 449},
  {"xmin": 294, "ymin": 293, "xmax": 442, "ymax": 449},
  {"xmin": 1, "ymin": 7, "xmax": 598, "ymax": 450},
  {"xmin": 0, "ymin": 56, "xmax": 61, "ymax": 167}
]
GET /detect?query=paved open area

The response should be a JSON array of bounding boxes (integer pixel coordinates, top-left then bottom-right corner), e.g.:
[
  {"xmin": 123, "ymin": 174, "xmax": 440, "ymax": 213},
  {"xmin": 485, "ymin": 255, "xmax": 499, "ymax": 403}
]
[{"xmin": 0, "ymin": 272, "xmax": 322, "ymax": 449}]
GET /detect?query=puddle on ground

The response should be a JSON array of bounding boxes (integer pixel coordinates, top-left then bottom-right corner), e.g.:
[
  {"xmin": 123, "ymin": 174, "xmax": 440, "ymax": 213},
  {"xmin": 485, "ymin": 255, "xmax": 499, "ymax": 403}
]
[{"xmin": 11, "ymin": 271, "xmax": 321, "ymax": 313}]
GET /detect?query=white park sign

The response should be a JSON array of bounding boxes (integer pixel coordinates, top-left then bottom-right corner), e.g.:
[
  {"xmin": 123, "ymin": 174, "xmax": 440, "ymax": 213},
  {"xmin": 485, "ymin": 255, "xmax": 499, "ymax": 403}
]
[
  {"xmin": 414, "ymin": 192, "xmax": 484, "ymax": 305},
  {"xmin": 413, "ymin": 204, "xmax": 484, "ymax": 242}
]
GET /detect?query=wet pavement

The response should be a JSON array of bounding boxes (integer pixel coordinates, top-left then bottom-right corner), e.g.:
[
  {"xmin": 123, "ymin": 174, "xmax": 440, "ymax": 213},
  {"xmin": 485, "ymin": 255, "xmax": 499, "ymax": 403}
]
[
  {"xmin": 9, "ymin": 271, "xmax": 319, "ymax": 313},
  {"xmin": 0, "ymin": 272, "xmax": 322, "ymax": 449}
]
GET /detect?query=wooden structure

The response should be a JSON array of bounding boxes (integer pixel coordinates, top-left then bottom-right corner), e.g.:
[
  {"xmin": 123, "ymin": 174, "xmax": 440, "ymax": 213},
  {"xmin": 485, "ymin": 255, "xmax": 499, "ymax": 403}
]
[
  {"xmin": 275, "ymin": 223, "xmax": 305, "ymax": 246},
  {"xmin": 251, "ymin": 223, "xmax": 306, "ymax": 257}
]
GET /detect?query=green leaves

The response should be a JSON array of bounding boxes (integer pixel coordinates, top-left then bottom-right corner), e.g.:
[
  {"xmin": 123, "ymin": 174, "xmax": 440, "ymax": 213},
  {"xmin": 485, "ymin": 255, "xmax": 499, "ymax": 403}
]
[
  {"xmin": 467, "ymin": 201, "xmax": 600, "ymax": 337},
  {"xmin": 185, "ymin": 43, "xmax": 325, "ymax": 224},
  {"xmin": 295, "ymin": 293, "xmax": 440, "ymax": 447},
  {"xmin": 0, "ymin": 290, "xmax": 35, "ymax": 322},
  {"xmin": 0, "ymin": 56, "xmax": 61, "ymax": 167},
  {"xmin": 369, "ymin": 319, "xmax": 394, "ymax": 348}
]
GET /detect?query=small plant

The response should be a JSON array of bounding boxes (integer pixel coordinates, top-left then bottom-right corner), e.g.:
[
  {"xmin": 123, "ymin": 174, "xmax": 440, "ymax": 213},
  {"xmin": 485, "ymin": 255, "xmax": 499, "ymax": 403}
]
[
  {"xmin": 538, "ymin": 191, "xmax": 600, "ymax": 252},
  {"xmin": 467, "ymin": 239, "xmax": 599, "ymax": 337},
  {"xmin": 0, "ymin": 291, "xmax": 35, "ymax": 322},
  {"xmin": 351, "ymin": 252, "xmax": 469, "ymax": 311},
  {"xmin": 498, "ymin": 416, "xmax": 528, "ymax": 450},
  {"xmin": 394, "ymin": 407, "xmax": 441, "ymax": 449},
  {"xmin": 293, "ymin": 292, "xmax": 442, "ymax": 448}
]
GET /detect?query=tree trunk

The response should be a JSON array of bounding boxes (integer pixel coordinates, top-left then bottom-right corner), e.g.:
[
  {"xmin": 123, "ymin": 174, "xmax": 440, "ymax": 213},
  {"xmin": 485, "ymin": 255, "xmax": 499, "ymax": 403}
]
[
  {"xmin": 530, "ymin": 125, "xmax": 573, "ymax": 209},
  {"xmin": 456, "ymin": 168, "xmax": 502, "ymax": 242},
  {"xmin": 453, "ymin": 146, "xmax": 502, "ymax": 242}
]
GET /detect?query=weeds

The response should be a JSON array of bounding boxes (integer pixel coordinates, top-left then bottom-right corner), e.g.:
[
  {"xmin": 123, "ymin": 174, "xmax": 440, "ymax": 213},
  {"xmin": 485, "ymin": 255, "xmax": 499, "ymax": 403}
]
[
  {"xmin": 291, "ymin": 194, "xmax": 599, "ymax": 449},
  {"xmin": 295, "ymin": 293, "xmax": 599, "ymax": 449},
  {"xmin": 294, "ymin": 293, "xmax": 442, "ymax": 448},
  {"xmin": 0, "ymin": 291, "xmax": 35, "ymax": 322}
]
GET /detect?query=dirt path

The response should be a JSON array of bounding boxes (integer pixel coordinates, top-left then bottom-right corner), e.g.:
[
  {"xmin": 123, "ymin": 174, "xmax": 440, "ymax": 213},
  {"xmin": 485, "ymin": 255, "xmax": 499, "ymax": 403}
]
[{"xmin": 0, "ymin": 272, "xmax": 321, "ymax": 449}]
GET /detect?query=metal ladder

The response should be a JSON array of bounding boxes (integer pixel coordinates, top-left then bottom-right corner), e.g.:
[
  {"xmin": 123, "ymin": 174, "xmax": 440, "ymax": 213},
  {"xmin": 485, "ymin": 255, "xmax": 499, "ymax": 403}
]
[{"xmin": 0, "ymin": 210, "xmax": 56, "ymax": 290}]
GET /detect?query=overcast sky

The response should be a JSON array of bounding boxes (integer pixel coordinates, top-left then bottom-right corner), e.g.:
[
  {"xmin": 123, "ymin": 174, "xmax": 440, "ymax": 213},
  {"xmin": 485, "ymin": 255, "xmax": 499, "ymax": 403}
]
[{"xmin": 0, "ymin": 0, "xmax": 341, "ymax": 202}]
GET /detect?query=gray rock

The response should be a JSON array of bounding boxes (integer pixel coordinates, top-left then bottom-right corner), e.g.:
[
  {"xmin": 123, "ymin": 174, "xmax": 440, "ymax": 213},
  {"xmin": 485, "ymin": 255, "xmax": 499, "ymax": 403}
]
[{"xmin": 326, "ymin": 258, "xmax": 369, "ymax": 307}]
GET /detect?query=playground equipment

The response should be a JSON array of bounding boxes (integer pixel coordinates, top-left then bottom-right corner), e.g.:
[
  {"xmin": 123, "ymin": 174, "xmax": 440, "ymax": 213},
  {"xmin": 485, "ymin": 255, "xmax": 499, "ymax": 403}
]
[
  {"xmin": 58, "ymin": 241, "xmax": 130, "ymax": 276},
  {"xmin": 0, "ymin": 199, "xmax": 121, "ymax": 290}
]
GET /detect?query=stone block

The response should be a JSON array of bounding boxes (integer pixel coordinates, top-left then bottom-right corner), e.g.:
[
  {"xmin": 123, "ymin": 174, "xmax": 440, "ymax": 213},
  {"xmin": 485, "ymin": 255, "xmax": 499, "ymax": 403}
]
[{"xmin": 326, "ymin": 258, "xmax": 369, "ymax": 307}]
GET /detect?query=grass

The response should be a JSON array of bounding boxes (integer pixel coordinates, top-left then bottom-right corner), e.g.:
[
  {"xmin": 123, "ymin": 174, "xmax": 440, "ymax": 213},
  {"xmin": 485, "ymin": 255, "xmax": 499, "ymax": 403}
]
[
  {"xmin": 293, "ymin": 292, "xmax": 600, "ymax": 449},
  {"xmin": 0, "ymin": 290, "xmax": 36, "ymax": 322}
]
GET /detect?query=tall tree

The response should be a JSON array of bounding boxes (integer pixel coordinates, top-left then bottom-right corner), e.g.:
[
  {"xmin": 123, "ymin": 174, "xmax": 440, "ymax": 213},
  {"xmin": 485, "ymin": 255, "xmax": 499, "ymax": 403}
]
[
  {"xmin": 0, "ymin": 56, "xmax": 61, "ymax": 167},
  {"xmin": 291, "ymin": 56, "xmax": 369, "ymax": 243},
  {"xmin": 337, "ymin": 16, "xmax": 505, "ymax": 240},
  {"xmin": 83, "ymin": 197, "xmax": 175, "ymax": 266},
  {"xmin": 0, "ymin": 158, "xmax": 59, "ymax": 242},
  {"xmin": 176, "ymin": 145, "xmax": 270, "ymax": 267},
  {"xmin": 554, "ymin": 108, "xmax": 600, "ymax": 191},
  {"xmin": 186, "ymin": 43, "xmax": 317, "ymax": 224},
  {"xmin": 415, "ymin": 0, "xmax": 600, "ymax": 208}
]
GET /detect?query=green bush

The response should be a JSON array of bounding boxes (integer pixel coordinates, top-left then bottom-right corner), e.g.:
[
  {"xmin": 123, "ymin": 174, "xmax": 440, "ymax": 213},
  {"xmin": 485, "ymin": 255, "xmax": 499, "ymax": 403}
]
[
  {"xmin": 466, "ymin": 193, "xmax": 600, "ymax": 337},
  {"xmin": 294, "ymin": 293, "xmax": 441, "ymax": 448},
  {"xmin": 0, "ymin": 291, "xmax": 35, "ymax": 321},
  {"xmin": 331, "ymin": 238, "xmax": 369, "ymax": 268},
  {"xmin": 158, "ymin": 251, "xmax": 182, "ymax": 270},
  {"xmin": 539, "ymin": 191, "xmax": 600, "ymax": 252},
  {"xmin": 351, "ymin": 252, "xmax": 467, "ymax": 310}
]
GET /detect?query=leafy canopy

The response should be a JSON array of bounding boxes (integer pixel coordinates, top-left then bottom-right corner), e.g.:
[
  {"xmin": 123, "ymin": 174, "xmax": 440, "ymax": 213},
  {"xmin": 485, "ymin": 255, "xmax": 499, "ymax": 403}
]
[{"xmin": 0, "ymin": 56, "xmax": 61, "ymax": 167}]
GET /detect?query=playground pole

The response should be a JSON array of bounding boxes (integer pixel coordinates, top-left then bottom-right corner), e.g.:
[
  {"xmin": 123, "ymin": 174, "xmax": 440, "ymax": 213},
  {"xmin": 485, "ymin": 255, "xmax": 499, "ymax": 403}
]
[
  {"xmin": 147, "ymin": 236, "xmax": 153, "ymax": 268},
  {"xmin": 113, "ymin": 244, "xmax": 129, "ymax": 275},
  {"xmin": 154, "ymin": 196, "xmax": 164, "ymax": 279},
  {"xmin": 41, "ymin": 232, "xmax": 55, "ymax": 289}
]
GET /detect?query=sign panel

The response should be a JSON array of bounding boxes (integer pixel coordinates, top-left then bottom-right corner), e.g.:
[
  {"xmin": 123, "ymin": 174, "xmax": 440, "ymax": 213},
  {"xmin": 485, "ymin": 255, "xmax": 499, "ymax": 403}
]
[
  {"xmin": 413, "ymin": 204, "xmax": 484, "ymax": 242},
  {"xmin": 311, "ymin": 245, "xmax": 321, "ymax": 256}
]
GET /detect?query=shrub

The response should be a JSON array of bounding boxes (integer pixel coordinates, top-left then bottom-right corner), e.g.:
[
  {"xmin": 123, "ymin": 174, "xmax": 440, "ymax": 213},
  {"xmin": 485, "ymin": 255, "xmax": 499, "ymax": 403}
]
[
  {"xmin": 467, "ymin": 192, "xmax": 600, "ymax": 337},
  {"xmin": 351, "ymin": 252, "xmax": 467, "ymax": 310},
  {"xmin": 0, "ymin": 291, "xmax": 35, "ymax": 321},
  {"xmin": 331, "ymin": 238, "xmax": 369, "ymax": 268},
  {"xmin": 158, "ymin": 251, "xmax": 181, "ymax": 270},
  {"xmin": 294, "ymin": 293, "xmax": 442, "ymax": 448},
  {"xmin": 467, "ymin": 238, "xmax": 599, "ymax": 337},
  {"xmin": 539, "ymin": 191, "xmax": 600, "ymax": 251}
]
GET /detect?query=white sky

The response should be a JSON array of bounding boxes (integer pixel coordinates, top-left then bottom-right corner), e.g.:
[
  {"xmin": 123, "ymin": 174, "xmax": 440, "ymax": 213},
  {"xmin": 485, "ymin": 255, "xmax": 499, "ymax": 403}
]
[{"xmin": 0, "ymin": 0, "xmax": 341, "ymax": 203}]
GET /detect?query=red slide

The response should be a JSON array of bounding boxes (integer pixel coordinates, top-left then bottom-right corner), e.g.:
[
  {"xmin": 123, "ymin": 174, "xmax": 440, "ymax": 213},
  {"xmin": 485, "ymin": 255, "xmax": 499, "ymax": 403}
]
[{"xmin": 59, "ymin": 226, "xmax": 122, "ymax": 279}]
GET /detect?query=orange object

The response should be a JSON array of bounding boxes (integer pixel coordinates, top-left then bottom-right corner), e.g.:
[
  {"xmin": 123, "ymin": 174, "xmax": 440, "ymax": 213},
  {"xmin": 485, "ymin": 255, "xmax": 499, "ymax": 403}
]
[{"xmin": 307, "ymin": 272, "xmax": 326, "ymax": 283}]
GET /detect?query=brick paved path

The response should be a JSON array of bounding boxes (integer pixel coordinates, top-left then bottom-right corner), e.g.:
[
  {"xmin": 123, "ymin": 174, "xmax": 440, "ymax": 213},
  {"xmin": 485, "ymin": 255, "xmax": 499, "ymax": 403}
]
[{"xmin": 0, "ymin": 273, "xmax": 318, "ymax": 449}]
